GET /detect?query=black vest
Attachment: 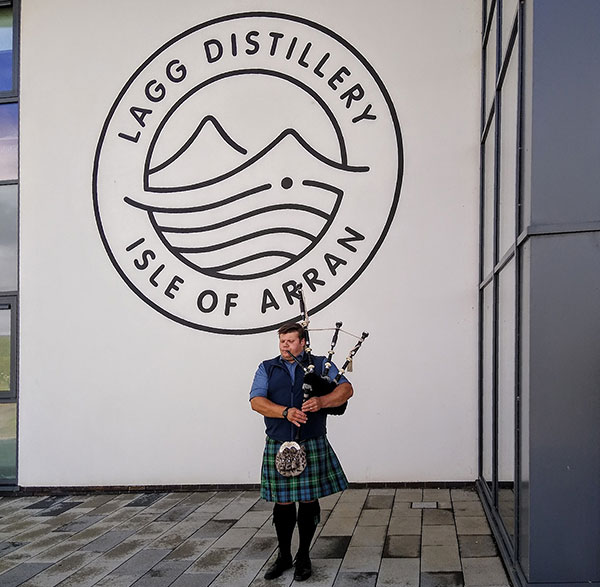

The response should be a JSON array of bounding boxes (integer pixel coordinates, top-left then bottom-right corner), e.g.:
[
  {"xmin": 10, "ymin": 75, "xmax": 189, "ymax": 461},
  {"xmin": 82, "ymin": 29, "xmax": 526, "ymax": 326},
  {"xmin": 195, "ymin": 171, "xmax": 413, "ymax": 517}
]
[{"xmin": 262, "ymin": 355, "xmax": 327, "ymax": 442}]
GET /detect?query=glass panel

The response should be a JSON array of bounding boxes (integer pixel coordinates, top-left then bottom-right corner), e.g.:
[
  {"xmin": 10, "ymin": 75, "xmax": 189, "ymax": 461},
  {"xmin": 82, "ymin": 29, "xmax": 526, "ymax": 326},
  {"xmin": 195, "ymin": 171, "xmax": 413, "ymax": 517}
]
[
  {"xmin": 498, "ymin": 45, "xmax": 519, "ymax": 258},
  {"xmin": 0, "ymin": 6, "xmax": 13, "ymax": 93},
  {"xmin": 482, "ymin": 283, "xmax": 494, "ymax": 490},
  {"xmin": 485, "ymin": 9, "xmax": 497, "ymax": 119},
  {"xmin": 498, "ymin": 256, "xmax": 516, "ymax": 541},
  {"xmin": 0, "ymin": 183, "xmax": 17, "ymax": 291},
  {"xmin": 0, "ymin": 402, "xmax": 16, "ymax": 482},
  {"xmin": 0, "ymin": 102, "xmax": 17, "ymax": 180},
  {"xmin": 0, "ymin": 306, "xmax": 10, "ymax": 393},
  {"xmin": 483, "ymin": 125, "xmax": 495, "ymax": 277}
]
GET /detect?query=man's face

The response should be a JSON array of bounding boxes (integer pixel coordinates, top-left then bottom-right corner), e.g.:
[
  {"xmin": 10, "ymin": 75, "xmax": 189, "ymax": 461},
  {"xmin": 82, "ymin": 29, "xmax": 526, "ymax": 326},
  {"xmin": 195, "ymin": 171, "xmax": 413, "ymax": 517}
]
[{"xmin": 279, "ymin": 332, "xmax": 306, "ymax": 362}]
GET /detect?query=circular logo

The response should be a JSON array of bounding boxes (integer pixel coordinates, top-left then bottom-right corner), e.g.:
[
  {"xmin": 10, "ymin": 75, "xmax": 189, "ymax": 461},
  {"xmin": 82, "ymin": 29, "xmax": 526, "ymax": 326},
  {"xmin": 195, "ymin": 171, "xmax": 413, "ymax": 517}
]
[{"xmin": 93, "ymin": 12, "xmax": 403, "ymax": 334}]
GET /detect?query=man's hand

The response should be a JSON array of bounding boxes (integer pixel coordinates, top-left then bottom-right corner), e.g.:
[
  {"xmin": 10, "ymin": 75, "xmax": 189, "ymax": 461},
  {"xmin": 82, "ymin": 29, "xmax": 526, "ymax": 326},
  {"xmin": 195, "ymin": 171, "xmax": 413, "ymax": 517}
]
[
  {"xmin": 286, "ymin": 407, "xmax": 308, "ymax": 427},
  {"xmin": 302, "ymin": 397, "xmax": 324, "ymax": 413},
  {"xmin": 302, "ymin": 382, "xmax": 354, "ymax": 413}
]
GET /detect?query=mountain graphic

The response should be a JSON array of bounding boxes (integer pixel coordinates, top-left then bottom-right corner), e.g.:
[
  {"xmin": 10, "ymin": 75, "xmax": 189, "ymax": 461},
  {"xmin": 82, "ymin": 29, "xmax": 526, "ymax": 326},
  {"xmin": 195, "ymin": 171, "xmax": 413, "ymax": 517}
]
[
  {"xmin": 145, "ymin": 115, "xmax": 368, "ymax": 193},
  {"xmin": 127, "ymin": 117, "xmax": 370, "ymax": 280},
  {"xmin": 146, "ymin": 116, "xmax": 248, "ymax": 190}
]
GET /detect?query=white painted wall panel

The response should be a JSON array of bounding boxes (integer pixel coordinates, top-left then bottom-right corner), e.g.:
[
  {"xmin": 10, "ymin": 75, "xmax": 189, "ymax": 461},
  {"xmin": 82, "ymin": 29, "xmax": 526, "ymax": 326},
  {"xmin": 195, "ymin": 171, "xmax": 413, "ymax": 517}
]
[{"xmin": 18, "ymin": 0, "xmax": 480, "ymax": 485}]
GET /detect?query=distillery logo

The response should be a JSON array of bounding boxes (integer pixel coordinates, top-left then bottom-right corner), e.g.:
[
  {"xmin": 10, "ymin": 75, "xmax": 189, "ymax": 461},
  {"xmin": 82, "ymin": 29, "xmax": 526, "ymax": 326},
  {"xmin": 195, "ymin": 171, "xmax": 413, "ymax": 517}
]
[{"xmin": 93, "ymin": 12, "xmax": 403, "ymax": 334}]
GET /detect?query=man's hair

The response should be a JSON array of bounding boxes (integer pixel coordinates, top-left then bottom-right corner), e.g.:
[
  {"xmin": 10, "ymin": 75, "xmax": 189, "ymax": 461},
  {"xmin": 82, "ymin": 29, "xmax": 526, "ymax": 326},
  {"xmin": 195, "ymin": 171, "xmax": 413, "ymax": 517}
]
[{"xmin": 277, "ymin": 322, "xmax": 305, "ymax": 339}]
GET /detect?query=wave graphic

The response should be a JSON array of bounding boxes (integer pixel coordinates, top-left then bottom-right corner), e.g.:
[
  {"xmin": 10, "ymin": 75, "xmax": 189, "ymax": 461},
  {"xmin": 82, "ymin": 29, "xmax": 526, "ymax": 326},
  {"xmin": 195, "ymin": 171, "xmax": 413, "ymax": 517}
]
[{"xmin": 128, "ymin": 118, "xmax": 368, "ymax": 280}]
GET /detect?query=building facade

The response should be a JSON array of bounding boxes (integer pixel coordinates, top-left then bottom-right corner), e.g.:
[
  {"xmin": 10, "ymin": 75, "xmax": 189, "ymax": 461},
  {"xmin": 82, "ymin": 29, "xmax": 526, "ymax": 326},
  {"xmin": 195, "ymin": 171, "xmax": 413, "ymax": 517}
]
[{"xmin": 0, "ymin": 1, "xmax": 598, "ymax": 585}]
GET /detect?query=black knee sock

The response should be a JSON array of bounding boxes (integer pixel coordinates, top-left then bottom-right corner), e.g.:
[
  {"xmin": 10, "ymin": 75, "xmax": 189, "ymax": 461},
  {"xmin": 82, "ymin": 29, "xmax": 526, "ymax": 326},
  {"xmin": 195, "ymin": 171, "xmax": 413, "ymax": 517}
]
[
  {"xmin": 273, "ymin": 503, "xmax": 297, "ymax": 560},
  {"xmin": 297, "ymin": 500, "xmax": 320, "ymax": 559}
]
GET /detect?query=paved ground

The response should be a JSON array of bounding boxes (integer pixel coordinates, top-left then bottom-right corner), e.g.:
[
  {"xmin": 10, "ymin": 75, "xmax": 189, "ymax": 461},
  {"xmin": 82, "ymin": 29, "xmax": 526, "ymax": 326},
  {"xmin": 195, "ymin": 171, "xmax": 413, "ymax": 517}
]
[{"xmin": 0, "ymin": 487, "xmax": 510, "ymax": 587}]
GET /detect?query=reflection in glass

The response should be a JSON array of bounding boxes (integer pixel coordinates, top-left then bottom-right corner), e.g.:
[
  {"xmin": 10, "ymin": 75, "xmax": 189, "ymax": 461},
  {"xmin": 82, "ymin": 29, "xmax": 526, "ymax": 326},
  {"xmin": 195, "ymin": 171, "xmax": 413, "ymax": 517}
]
[
  {"xmin": 0, "ymin": 402, "xmax": 16, "ymax": 482},
  {"xmin": 0, "ymin": 307, "xmax": 10, "ymax": 393},
  {"xmin": 0, "ymin": 7, "xmax": 12, "ymax": 93},
  {"xmin": 498, "ymin": 258, "xmax": 516, "ymax": 540},
  {"xmin": 482, "ymin": 283, "xmax": 494, "ymax": 490},
  {"xmin": 0, "ymin": 102, "xmax": 17, "ymax": 181},
  {"xmin": 498, "ymin": 49, "xmax": 518, "ymax": 259},
  {"xmin": 0, "ymin": 184, "xmax": 17, "ymax": 291}
]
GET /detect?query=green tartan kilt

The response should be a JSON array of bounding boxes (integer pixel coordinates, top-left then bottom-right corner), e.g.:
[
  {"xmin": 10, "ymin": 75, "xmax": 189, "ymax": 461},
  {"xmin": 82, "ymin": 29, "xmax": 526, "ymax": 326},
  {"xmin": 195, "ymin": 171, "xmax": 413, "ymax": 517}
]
[{"xmin": 260, "ymin": 435, "xmax": 348, "ymax": 502}]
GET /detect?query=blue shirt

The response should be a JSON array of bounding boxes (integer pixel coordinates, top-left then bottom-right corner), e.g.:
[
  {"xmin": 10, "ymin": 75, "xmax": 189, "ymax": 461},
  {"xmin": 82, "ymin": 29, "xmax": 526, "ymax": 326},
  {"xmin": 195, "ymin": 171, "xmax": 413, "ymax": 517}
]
[{"xmin": 250, "ymin": 352, "xmax": 348, "ymax": 400}]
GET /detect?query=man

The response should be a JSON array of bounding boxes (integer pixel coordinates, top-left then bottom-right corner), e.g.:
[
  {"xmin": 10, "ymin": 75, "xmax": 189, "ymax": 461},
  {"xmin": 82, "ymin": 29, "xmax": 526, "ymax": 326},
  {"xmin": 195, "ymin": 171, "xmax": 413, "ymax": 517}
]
[{"xmin": 250, "ymin": 322, "xmax": 353, "ymax": 581}]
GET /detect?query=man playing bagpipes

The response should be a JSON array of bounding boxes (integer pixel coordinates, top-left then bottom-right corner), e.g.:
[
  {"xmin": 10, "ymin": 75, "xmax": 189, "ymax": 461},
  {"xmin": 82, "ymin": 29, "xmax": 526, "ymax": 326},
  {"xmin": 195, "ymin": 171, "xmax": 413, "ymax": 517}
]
[{"xmin": 250, "ymin": 293, "xmax": 368, "ymax": 581}]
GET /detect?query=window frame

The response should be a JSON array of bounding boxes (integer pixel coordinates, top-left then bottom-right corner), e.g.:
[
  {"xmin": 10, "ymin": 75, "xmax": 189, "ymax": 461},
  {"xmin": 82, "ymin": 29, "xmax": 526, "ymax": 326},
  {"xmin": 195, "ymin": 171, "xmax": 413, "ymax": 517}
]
[
  {"xmin": 0, "ymin": 294, "xmax": 17, "ymax": 400},
  {"xmin": 0, "ymin": 0, "xmax": 19, "ymax": 100}
]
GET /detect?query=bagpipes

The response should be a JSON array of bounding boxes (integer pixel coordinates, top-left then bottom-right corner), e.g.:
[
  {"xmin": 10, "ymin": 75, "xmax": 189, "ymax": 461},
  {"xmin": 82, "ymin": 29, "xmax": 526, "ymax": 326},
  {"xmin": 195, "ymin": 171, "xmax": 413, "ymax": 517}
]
[
  {"xmin": 287, "ymin": 285, "xmax": 369, "ymax": 416},
  {"xmin": 275, "ymin": 286, "xmax": 369, "ymax": 477}
]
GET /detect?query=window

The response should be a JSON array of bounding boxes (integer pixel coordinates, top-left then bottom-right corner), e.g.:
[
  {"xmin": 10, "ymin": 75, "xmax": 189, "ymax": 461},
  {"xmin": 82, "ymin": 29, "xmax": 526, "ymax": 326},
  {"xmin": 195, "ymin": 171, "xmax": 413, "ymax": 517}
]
[{"xmin": 0, "ymin": 0, "xmax": 17, "ymax": 487}]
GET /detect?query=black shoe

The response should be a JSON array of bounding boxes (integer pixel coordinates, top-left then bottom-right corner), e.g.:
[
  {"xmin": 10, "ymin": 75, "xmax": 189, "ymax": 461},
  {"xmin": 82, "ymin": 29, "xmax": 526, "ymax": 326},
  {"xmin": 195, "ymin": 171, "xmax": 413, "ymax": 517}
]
[
  {"xmin": 294, "ymin": 555, "xmax": 312, "ymax": 582},
  {"xmin": 264, "ymin": 554, "xmax": 293, "ymax": 580}
]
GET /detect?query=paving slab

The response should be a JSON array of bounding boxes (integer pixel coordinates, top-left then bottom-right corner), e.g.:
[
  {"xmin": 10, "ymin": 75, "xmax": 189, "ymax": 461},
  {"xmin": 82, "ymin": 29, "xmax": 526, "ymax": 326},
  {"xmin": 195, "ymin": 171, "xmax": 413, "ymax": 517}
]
[
  {"xmin": 423, "ymin": 509, "xmax": 454, "ymax": 525},
  {"xmin": 420, "ymin": 571, "xmax": 465, "ymax": 587},
  {"xmin": 233, "ymin": 510, "xmax": 272, "ymax": 529},
  {"xmin": 453, "ymin": 501, "xmax": 485, "ymax": 517},
  {"xmin": 337, "ymin": 489, "xmax": 369, "ymax": 503},
  {"xmin": 423, "ymin": 489, "xmax": 451, "ymax": 502},
  {"xmin": 340, "ymin": 546, "xmax": 383, "ymax": 573},
  {"xmin": 320, "ymin": 516, "xmax": 358, "ymax": 537},
  {"xmin": 130, "ymin": 560, "xmax": 191, "ymax": 587},
  {"xmin": 422, "ymin": 525, "xmax": 459, "ymax": 546},
  {"xmin": 311, "ymin": 535, "xmax": 352, "ymax": 559},
  {"xmin": 111, "ymin": 548, "xmax": 170, "ymax": 577},
  {"xmin": 387, "ymin": 516, "xmax": 421, "ymax": 536},
  {"xmin": 364, "ymin": 494, "xmax": 394, "ymax": 510},
  {"xmin": 187, "ymin": 547, "xmax": 240, "ymax": 573},
  {"xmin": 0, "ymin": 562, "xmax": 52, "ymax": 587},
  {"xmin": 331, "ymin": 502, "xmax": 364, "ymax": 518},
  {"xmin": 0, "ymin": 541, "xmax": 28, "ymax": 556},
  {"xmin": 55, "ymin": 556, "xmax": 133, "ymax": 587},
  {"xmin": 358, "ymin": 509, "xmax": 391, "ymax": 527},
  {"xmin": 163, "ymin": 537, "xmax": 215, "ymax": 561},
  {"xmin": 235, "ymin": 535, "xmax": 277, "ymax": 560},
  {"xmin": 391, "ymin": 502, "xmax": 422, "ymax": 517},
  {"xmin": 19, "ymin": 550, "xmax": 99, "ymax": 586},
  {"xmin": 394, "ymin": 489, "xmax": 423, "ymax": 502},
  {"xmin": 211, "ymin": 526, "xmax": 256, "ymax": 549},
  {"xmin": 208, "ymin": 558, "xmax": 265, "ymax": 587},
  {"xmin": 383, "ymin": 535, "xmax": 420, "ymax": 558},
  {"xmin": 458, "ymin": 535, "xmax": 498, "ymax": 558},
  {"xmin": 350, "ymin": 526, "xmax": 387, "ymax": 548},
  {"xmin": 421, "ymin": 544, "xmax": 462, "ymax": 572},
  {"xmin": 451, "ymin": 489, "xmax": 480, "ymax": 502},
  {"xmin": 169, "ymin": 572, "xmax": 218, "ymax": 587},
  {"xmin": 80, "ymin": 529, "xmax": 137, "ymax": 553},
  {"xmin": 462, "ymin": 557, "xmax": 509, "ymax": 586},
  {"xmin": 377, "ymin": 558, "xmax": 420, "ymax": 586},
  {"xmin": 334, "ymin": 571, "xmax": 377, "ymax": 587},
  {"xmin": 455, "ymin": 517, "xmax": 492, "ymax": 535}
]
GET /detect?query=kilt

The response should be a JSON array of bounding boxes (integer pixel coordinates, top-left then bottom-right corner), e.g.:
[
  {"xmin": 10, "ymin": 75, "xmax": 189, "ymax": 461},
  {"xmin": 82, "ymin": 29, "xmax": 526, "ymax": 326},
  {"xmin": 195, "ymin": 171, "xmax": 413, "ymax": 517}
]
[{"xmin": 260, "ymin": 435, "xmax": 348, "ymax": 502}]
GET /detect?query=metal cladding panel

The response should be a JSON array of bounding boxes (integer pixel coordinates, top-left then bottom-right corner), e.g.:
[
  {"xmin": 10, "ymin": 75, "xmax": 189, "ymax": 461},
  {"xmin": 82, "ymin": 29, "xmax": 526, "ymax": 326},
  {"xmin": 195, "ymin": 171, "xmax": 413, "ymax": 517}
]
[
  {"xmin": 527, "ymin": 233, "xmax": 600, "ymax": 583},
  {"xmin": 528, "ymin": 0, "xmax": 600, "ymax": 227}
]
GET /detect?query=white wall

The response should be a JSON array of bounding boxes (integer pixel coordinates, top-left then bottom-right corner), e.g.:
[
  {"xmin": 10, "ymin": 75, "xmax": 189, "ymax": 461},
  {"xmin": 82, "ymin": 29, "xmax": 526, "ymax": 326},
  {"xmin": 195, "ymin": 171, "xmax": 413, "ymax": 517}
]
[{"xmin": 18, "ymin": 0, "xmax": 481, "ymax": 486}]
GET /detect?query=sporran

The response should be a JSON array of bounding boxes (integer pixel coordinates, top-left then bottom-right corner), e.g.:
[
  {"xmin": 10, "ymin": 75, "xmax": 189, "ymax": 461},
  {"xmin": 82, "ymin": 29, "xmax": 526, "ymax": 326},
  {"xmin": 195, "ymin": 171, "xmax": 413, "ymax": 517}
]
[{"xmin": 275, "ymin": 440, "xmax": 307, "ymax": 477}]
